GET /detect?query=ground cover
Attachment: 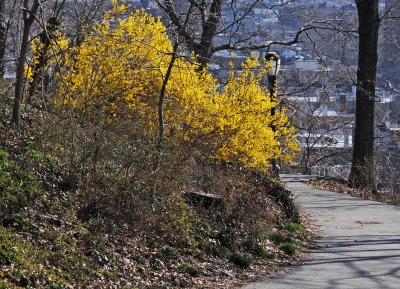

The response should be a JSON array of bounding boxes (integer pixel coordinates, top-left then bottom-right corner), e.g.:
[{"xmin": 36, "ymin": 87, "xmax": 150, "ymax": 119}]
[{"xmin": 0, "ymin": 96, "xmax": 313, "ymax": 288}]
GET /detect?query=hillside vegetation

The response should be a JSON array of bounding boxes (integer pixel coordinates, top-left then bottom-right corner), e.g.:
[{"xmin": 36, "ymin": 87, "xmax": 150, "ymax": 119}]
[{"xmin": 0, "ymin": 3, "xmax": 308, "ymax": 288}]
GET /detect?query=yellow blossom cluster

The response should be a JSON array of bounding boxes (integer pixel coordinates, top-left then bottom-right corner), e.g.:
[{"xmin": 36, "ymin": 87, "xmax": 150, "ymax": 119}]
[
  {"xmin": 26, "ymin": 30, "xmax": 69, "ymax": 81},
  {"xmin": 51, "ymin": 3, "xmax": 299, "ymax": 171}
]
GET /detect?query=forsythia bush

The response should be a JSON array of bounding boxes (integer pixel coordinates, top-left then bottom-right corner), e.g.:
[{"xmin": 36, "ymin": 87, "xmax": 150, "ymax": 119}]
[{"xmin": 48, "ymin": 2, "xmax": 299, "ymax": 171}]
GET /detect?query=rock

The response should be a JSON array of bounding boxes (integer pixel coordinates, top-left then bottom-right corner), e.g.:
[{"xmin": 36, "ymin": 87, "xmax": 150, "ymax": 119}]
[
  {"xmin": 222, "ymin": 270, "xmax": 234, "ymax": 277},
  {"xmin": 184, "ymin": 191, "xmax": 222, "ymax": 209}
]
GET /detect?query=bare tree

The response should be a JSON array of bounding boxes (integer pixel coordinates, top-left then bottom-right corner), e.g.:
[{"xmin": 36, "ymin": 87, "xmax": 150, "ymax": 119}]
[
  {"xmin": 12, "ymin": 0, "xmax": 39, "ymax": 127},
  {"xmin": 63, "ymin": 0, "xmax": 109, "ymax": 46},
  {"xmin": 154, "ymin": 0, "xmax": 224, "ymax": 67},
  {"xmin": 10, "ymin": 0, "xmax": 108, "ymax": 126},
  {"xmin": 291, "ymin": 96, "xmax": 352, "ymax": 174},
  {"xmin": 28, "ymin": 0, "xmax": 66, "ymax": 100},
  {"xmin": 0, "ymin": 0, "xmax": 7, "ymax": 80},
  {"xmin": 153, "ymin": 0, "xmax": 330, "ymax": 68},
  {"xmin": 379, "ymin": 0, "xmax": 400, "ymax": 87}
]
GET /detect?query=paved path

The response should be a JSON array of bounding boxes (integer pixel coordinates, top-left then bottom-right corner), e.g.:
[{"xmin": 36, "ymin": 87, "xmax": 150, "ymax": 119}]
[{"xmin": 243, "ymin": 174, "xmax": 400, "ymax": 289}]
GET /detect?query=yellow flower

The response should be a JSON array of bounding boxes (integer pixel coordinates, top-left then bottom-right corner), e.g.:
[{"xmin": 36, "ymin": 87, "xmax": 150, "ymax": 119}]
[{"xmin": 46, "ymin": 4, "xmax": 299, "ymax": 172}]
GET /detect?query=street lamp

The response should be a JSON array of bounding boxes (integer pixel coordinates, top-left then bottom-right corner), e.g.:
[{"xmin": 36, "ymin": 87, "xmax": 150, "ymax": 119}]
[
  {"xmin": 265, "ymin": 51, "xmax": 281, "ymax": 91},
  {"xmin": 265, "ymin": 52, "xmax": 281, "ymax": 78},
  {"xmin": 265, "ymin": 52, "xmax": 281, "ymax": 177}
]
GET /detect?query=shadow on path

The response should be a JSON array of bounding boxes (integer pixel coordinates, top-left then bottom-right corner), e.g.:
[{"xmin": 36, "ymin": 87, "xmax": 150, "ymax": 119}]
[{"xmin": 242, "ymin": 175, "xmax": 400, "ymax": 289}]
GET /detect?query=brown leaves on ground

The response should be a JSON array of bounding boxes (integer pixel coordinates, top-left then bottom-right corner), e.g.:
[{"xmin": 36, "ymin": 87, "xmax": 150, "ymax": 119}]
[
  {"xmin": 88, "ymin": 234, "xmax": 308, "ymax": 289},
  {"xmin": 310, "ymin": 179, "xmax": 400, "ymax": 206}
]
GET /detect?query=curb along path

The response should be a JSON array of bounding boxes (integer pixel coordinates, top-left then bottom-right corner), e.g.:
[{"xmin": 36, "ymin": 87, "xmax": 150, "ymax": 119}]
[{"xmin": 242, "ymin": 174, "xmax": 400, "ymax": 289}]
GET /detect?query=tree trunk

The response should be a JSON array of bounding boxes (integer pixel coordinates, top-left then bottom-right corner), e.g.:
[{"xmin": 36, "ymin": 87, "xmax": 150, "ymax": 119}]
[
  {"xmin": 161, "ymin": 0, "xmax": 222, "ymax": 69},
  {"xmin": 348, "ymin": 0, "xmax": 379, "ymax": 191},
  {"xmin": 269, "ymin": 75, "xmax": 279, "ymax": 177},
  {"xmin": 197, "ymin": 0, "xmax": 222, "ymax": 68},
  {"xmin": 28, "ymin": 17, "xmax": 60, "ymax": 101},
  {"xmin": 12, "ymin": 0, "xmax": 39, "ymax": 127},
  {"xmin": 0, "ymin": 0, "xmax": 7, "ymax": 81}
]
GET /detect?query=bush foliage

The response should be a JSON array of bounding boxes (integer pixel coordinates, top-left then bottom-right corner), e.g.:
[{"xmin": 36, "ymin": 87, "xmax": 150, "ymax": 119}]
[{"xmin": 36, "ymin": 3, "xmax": 299, "ymax": 172}]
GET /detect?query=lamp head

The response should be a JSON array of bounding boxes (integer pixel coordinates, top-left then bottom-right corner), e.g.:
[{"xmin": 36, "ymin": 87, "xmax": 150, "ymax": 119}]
[{"xmin": 265, "ymin": 52, "xmax": 281, "ymax": 76}]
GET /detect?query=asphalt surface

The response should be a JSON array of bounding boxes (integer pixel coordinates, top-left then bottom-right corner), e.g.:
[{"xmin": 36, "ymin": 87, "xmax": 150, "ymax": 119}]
[{"xmin": 242, "ymin": 174, "xmax": 400, "ymax": 289}]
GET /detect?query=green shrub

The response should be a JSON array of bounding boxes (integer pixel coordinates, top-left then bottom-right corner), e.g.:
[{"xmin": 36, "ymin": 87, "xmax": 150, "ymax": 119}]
[
  {"xmin": 262, "ymin": 232, "xmax": 292, "ymax": 244},
  {"xmin": 0, "ymin": 168, "xmax": 43, "ymax": 219},
  {"xmin": 26, "ymin": 149, "xmax": 44, "ymax": 159},
  {"xmin": 0, "ymin": 279, "xmax": 17, "ymax": 289},
  {"xmin": 230, "ymin": 252, "xmax": 252, "ymax": 268},
  {"xmin": 284, "ymin": 221, "xmax": 305, "ymax": 234},
  {"xmin": 216, "ymin": 246, "xmax": 231, "ymax": 257},
  {"xmin": 279, "ymin": 242, "xmax": 297, "ymax": 256},
  {"xmin": 0, "ymin": 226, "xmax": 101, "ymax": 288},
  {"xmin": 253, "ymin": 246, "xmax": 277, "ymax": 260},
  {"xmin": 0, "ymin": 159, "xmax": 17, "ymax": 174},
  {"xmin": 178, "ymin": 263, "xmax": 198, "ymax": 276},
  {"xmin": 0, "ymin": 226, "xmax": 30, "ymax": 265},
  {"xmin": 161, "ymin": 246, "xmax": 180, "ymax": 260},
  {"xmin": 0, "ymin": 150, "xmax": 9, "ymax": 160}
]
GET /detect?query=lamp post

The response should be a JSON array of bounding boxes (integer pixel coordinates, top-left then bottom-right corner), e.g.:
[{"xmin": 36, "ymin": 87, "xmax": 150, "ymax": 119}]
[{"xmin": 265, "ymin": 52, "xmax": 281, "ymax": 177}]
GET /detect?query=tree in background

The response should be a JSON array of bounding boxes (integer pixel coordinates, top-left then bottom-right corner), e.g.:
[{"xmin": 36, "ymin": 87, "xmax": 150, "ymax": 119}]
[
  {"xmin": 290, "ymin": 94, "xmax": 352, "ymax": 175},
  {"xmin": 0, "ymin": 0, "xmax": 7, "ymax": 80},
  {"xmin": 9, "ymin": 0, "xmax": 103, "ymax": 125},
  {"xmin": 154, "ymin": 0, "xmax": 321, "ymax": 68},
  {"xmin": 348, "ymin": 0, "xmax": 380, "ymax": 191},
  {"xmin": 12, "ymin": 0, "xmax": 39, "ymax": 127}
]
